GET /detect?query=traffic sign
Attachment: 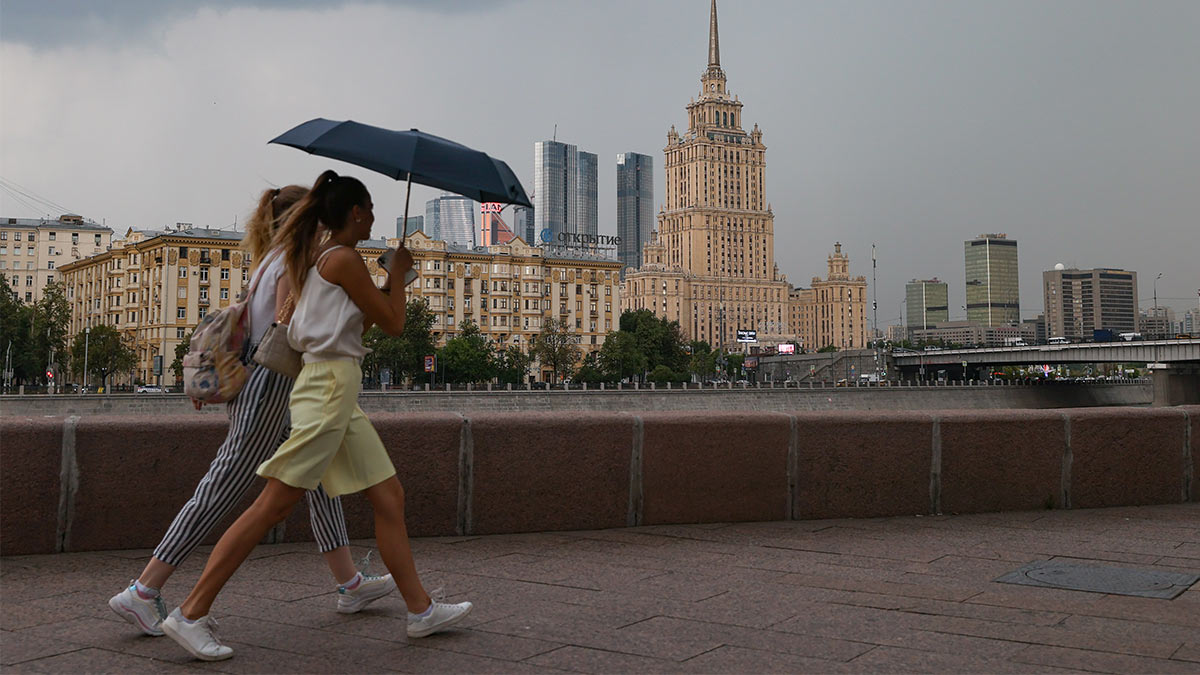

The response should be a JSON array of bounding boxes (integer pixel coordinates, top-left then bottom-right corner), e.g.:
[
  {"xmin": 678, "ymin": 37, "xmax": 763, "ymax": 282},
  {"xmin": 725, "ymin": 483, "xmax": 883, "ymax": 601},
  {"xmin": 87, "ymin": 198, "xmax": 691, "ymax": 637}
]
[{"xmin": 46, "ymin": 370, "xmax": 54, "ymax": 379}]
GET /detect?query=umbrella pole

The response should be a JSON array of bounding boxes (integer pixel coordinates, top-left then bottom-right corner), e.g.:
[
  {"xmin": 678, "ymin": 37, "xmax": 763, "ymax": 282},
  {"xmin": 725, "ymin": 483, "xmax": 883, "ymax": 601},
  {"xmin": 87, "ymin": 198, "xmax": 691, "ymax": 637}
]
[{"xmin": 401, "ymin": 174, "xmax": 413, "ymax": 248}]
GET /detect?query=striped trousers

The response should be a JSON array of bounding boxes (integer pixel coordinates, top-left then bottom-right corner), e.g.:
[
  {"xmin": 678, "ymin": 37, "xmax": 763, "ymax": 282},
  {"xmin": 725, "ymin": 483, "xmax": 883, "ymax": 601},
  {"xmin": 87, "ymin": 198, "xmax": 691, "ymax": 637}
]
[{"xmin": 153, "ymin": 361, "xmax": 350, "ymax": 566}]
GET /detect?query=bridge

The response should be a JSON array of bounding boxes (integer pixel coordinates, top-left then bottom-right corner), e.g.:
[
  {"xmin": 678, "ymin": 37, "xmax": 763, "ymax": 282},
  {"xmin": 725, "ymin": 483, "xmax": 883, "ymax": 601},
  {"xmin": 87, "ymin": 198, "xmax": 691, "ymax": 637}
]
[{"xmin": 891, "ymin": 338, "xmax": 1200, "ymax": 406}]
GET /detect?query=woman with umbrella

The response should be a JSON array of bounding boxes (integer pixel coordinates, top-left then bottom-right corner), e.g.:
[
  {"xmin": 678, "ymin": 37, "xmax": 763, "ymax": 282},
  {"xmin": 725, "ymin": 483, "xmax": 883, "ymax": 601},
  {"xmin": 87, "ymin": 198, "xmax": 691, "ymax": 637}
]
[{"xmin": 162, "ymin": 171, "xmax": 472, "ymax": 661}]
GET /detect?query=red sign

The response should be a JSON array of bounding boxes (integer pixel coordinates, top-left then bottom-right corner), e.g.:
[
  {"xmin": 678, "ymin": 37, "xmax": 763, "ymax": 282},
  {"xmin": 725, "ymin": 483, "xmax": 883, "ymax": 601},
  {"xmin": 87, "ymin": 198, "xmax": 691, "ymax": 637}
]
[
  {"xmin": 424, "ymin": 355, "xmax": 436, "ymax": 373},
  {"xmin": 46, "ymin": 370, "xmax": 54, "ymax": 379},
  {"xmin": 777, "ymin": 343, "xmax": 796, "ymax": 354},
  {"xmin": 481, "ymin": 202, "xmax": 503, "ymax": 213}
]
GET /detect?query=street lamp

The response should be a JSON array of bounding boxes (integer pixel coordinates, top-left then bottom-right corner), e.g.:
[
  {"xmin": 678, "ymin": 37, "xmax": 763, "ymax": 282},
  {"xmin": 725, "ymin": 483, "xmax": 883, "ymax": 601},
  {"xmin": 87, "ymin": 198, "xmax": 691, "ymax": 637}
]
[
  {"xmin": 82, "ymin": 326, "xmax": 90, "ymax": 394},
  {"xmin": 1153, "ymin": 273, "xmax": 1163, "ymax": 338}
]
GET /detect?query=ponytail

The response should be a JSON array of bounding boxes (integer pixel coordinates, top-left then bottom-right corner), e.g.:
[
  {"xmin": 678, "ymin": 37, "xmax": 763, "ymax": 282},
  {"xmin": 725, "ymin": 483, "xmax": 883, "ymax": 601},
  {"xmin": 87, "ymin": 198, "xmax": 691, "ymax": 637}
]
[
  {"xmin": 244, "ymin": 185, "xmax": 307, "ymax": 263},
  {"xmin": 273, "ymin": 170, "xmax": 368, "ymax": 298}
]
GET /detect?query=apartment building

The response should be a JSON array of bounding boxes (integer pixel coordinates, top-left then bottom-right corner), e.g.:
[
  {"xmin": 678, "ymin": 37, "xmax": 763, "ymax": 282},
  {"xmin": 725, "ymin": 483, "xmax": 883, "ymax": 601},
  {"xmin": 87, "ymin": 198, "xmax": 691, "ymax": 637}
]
[{"xmin": 0, "ymin": 215, "xmax": 112, "ymax": 303}]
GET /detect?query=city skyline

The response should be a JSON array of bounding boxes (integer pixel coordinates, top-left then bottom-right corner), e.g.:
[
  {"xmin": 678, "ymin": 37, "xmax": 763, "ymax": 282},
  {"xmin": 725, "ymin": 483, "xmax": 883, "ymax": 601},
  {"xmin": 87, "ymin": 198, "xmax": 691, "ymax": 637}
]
[{"xmin": 2, "ymin": 0, "xmax": 1197, "ymax": 324}]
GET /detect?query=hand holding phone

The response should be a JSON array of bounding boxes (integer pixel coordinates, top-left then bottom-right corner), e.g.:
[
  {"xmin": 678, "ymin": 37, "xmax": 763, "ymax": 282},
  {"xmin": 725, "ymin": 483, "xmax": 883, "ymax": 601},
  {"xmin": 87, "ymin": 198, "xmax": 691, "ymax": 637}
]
[{"xmin": 377, "ymin": 247, "xmax": 419, "ymax": 287}]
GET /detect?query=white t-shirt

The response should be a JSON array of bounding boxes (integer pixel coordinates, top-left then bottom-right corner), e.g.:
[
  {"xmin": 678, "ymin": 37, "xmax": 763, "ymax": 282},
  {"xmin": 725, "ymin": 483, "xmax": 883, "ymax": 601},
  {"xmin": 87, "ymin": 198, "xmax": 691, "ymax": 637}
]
[{"xmin": 247, "ymin": 248, "xmax": 286, "ymax": 345}]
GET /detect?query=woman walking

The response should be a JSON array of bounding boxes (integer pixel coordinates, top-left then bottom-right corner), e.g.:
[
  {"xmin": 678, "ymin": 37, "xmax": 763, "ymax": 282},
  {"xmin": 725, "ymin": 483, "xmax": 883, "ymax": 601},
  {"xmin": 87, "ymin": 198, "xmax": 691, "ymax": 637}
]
[
  {"xmin": 162, "ymin": 171, "xmax": 471, "ymax": 661},
  {"xmin": 108, "ymin": 186, "xmax": 394, "ymax": 638}
]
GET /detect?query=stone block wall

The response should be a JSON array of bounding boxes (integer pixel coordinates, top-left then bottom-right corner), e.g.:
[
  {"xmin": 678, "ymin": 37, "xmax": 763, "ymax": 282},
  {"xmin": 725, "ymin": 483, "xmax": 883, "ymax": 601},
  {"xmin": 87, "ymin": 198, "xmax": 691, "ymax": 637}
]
[{"xmin": 1, "ymin": 406, "xmax": 1195, "ymax": 556}]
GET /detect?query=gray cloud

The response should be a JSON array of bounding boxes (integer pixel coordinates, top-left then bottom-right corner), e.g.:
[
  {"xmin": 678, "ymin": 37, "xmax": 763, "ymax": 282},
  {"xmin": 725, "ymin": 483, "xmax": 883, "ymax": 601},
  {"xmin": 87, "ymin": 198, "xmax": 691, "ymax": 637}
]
[{"xmin": 2, "ymin": 0, "xmax": 1197, "ymax": 323}]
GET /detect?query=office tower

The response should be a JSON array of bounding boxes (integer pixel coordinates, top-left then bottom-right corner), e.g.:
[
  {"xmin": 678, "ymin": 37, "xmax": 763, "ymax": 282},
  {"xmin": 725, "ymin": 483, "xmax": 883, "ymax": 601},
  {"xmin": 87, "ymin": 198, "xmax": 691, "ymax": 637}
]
[
  {"xmin": 533, "ymin": 140, "xmax": 597, "ymax": 244},
  {"xmin": 396, "ymin": 215, "xmax": 424, "ymax": 238},
  {"xmin": 616, "ymin": 152, "xmax": 654, "ymax": 274},
  {"xmin": 1043, "ymin": 266, "xmax": 1138, "ymax": 340},
  {"xmin": 905, "ymin": 278, "xmax": 949, "ymax": 331},
  {"xmin": 578, "ymin": 151, "xmax": 598, "ymax": 237},
  {"xmin": 622, "ymin": 0, "xmax": 791, "ymax": 349},
  {"xmin": 513, "ymin": 206, "xmax": 535, "ymax": 244},
  {"xmin": 425, "ymin": 194, "xmax": 476, "ymax": 247},
  {"xmin": 964, "ymin": 233, "xmax": 1019, "ymax": 326}
]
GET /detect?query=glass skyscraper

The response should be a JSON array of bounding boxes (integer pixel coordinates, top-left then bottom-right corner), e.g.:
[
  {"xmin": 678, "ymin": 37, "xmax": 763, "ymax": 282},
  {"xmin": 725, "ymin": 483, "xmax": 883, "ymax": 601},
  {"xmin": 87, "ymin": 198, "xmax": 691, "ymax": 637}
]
[
  {"xmin": 425, "ymin": 194, "xmax": 476, "ymax": 247},
  {"xmin": 513, "ymin": 206, "xmax": 535, "ymax": 244},
  {"xmin": 965, "ymin": 233, "xmax": 1019, "ymax": 326},
  {"xmin": 533, "ymin": 140, "xmax": 596, "ymax": 244},
  {"xmin": 905, "ymin": 278, "xmax": 949, "ymax": 331},
  {"xmin": 396, "ymin": 214, "xmax": 424, "ymax": 238},
  {"xmin": 616, "ymin": 152, "xmax": 654, "ymax": 274},
  {"xmin": 578, "ymin": 151, "xmax": 598, "ymax": 237}
]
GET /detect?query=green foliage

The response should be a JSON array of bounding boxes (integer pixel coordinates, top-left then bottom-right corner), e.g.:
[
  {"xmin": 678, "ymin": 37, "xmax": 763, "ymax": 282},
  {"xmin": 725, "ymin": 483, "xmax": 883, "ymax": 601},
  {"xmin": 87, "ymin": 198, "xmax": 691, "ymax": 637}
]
[
  {"xmin": 69, "ymin": 325, "xmax": 135, "ymax": 390},
  {"xmin": 440, "ymin": 319, "xmax": 496, "ymax": 384},
  {"xmin": 171, "ymin": 330, "xmax": 193, "ymax": 379},
  {"xmin": 619, "ymin": 309, "xmax": 689, "ymax": 374},
  {"xmin": 572, "ymin": 351, "xmax": 610, "ymax": 384},
  {"xmin": 723, "ymin": 352, "xmax": 744, "ymax": 378},
  {"xmin": 597, "ymin": 330, "xmax": 645, "ymax": 382},
  {"xmin": 495, "ymin": 345, "xmax": 532, "ymax": 385},
  {"xmin": 687, "ymin": 340, "xmax": 718, "ymax": 379},
  {"xmin": 817, "ymin": 344, "xmax": 839, "ymax": 353},
  {"xmin": 531, "ymin": 317, "xmax": 580, "ymax": 383},
  {"xmin": 0, "ymin": 278, "xmax": 72, "ymax": 385},
  {"xmin": 648, "ymin": 364, "xmax": 687, "ymax": 384},
  {"xmin": 362, "ymin": 298, "xmax": 438, "ymax": 384}
]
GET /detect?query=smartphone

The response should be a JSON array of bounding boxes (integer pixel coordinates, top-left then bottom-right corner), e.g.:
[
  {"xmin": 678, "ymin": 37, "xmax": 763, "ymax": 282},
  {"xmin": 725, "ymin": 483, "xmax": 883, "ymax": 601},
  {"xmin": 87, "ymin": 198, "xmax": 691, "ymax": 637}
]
[{"xmin": 377, "ymin": 249, "xmax": 419, "ymax": 287}]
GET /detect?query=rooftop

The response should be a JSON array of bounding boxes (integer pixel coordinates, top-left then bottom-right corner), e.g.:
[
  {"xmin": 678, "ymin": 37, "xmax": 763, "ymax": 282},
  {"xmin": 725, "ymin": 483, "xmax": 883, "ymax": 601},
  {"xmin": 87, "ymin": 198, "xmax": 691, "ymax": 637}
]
[{"xmin": 2, "ymin": 504, "xmax": 1197, "ymax": 673}]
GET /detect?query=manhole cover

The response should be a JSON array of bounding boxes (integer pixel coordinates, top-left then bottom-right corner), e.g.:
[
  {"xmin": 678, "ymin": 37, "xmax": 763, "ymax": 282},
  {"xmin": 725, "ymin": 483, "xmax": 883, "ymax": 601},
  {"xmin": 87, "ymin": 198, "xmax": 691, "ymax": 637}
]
[{"xmin": 995, "ymin": 560, "xmax": 1199, "ymax": 599}]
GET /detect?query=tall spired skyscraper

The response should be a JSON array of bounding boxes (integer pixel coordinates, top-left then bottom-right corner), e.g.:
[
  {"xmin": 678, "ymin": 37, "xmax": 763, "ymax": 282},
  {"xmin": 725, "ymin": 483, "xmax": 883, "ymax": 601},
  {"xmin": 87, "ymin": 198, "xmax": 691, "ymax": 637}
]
[{"xmin": 621, "ymin": 0, "xmax": 790, "ymax": 349}]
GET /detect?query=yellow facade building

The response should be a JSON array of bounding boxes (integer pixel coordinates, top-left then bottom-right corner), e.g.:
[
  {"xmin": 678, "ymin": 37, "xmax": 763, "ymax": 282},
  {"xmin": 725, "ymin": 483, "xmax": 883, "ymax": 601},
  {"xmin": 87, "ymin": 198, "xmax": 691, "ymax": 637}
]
[
  {"xmin": 788, "ymin": 243, "xmax": 869, "ymax": 350},
  {"xmin": 621, "ymin": 0, "xmax": 791, "ymax": 351},
  {"xmin": 402, "ymin": 232, "xmax": 622, "ymax": 379},
  {"xmin": 0, "ymin": 215, "xmax": 112, "ymax": 304},
  {"xmin": 58, "ymin": 226, "xmax": 388, "ymax": 386}
]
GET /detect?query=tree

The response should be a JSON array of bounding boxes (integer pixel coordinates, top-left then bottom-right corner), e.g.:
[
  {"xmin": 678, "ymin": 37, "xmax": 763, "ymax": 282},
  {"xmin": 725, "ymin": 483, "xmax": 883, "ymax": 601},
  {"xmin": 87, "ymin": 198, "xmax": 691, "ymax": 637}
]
[
  {"xmin": 724, "ymin": 352, "xmax": 745, "ymax": 379},
  {"xmin": 69, "ymin": 325, "xmax": 135, "ymax": 391},
  {"xmin": 619, "ymin": 309, "xmax": 688, "ymax": 376},
  {"xmin": 531, "ymin": 317, "xmax": 580, "ymax": 383},
  {"xmin": 170, "ymin": 330, "xmax": 193, "ymax": 379},
  {"xmin": 597, "ymin": 330, "xmax": 645, "ymax": 382},
  {"xmin": 440, "ymin": 319, "xmax": 495, "ymax": 384},
  {"xmin": 648, "ymin": 364, "xmax": 684, "ymax": 384},
  {"xmin": 687, "ymin": 340, "xmax": 718, "ymax": 381},
  {"xmin": 0, "ymin": 275, "xmax": 34, "ymax": 386},
  {"xmin": 817, "ymin": 344, "xmax": 839, "ymax": 353},
  {"xmin": 362, "ymin": 298, "xmax": 438, "ymax": 386},
  {"xmin": 572, "ymin": 351, "xmax": 610, "ymax": 384},
  {"xmin": 495, "ymin": 345, "xmax": 532, "ymax": 385}
]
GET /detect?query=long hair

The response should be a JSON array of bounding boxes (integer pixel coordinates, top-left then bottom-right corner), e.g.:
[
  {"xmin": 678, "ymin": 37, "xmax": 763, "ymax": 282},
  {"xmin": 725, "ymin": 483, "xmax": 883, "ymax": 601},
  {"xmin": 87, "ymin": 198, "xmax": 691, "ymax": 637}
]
[
  {"xmin": 243, "ymin": 185, "xmax": 307, "ymax": 263},
  {"xmin": 273, "ymin": 170, "xmax": 369, "ymax": 297}
]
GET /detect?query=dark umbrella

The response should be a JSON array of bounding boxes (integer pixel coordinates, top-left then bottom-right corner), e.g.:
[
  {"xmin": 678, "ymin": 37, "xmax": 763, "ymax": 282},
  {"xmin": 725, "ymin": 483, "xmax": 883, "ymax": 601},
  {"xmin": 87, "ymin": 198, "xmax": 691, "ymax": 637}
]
[{"xmin": 269, "ymin": 118, "xmax": 532, "ymax": 242}]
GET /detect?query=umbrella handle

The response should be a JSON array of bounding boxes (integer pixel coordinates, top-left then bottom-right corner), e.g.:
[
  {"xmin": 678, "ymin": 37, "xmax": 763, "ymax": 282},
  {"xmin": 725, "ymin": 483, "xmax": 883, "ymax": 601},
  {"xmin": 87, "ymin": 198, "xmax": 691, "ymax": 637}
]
[{"xmin": 401, "ymin": 174, "xmax": 412, "ymax": 248}]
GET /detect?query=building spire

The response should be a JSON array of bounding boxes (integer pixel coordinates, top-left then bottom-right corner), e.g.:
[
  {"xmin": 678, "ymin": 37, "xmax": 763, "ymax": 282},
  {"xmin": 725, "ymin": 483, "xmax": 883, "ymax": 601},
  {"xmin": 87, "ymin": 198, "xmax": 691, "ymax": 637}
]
[{"xmin": 708, "ymin": 0, "xmax": 720, "ymax": 67}]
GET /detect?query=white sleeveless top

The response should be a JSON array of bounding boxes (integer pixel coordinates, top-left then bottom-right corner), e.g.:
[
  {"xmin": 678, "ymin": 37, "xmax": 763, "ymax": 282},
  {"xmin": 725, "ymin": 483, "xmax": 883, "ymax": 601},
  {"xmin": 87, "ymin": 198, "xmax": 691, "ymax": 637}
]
[
  {"xmin": 247, "ymin": 248, "xmax": 286, "ymax": 345},
  {"xmin": 287, "ymin": 245, "xmax": 368, "ymax": 363}
]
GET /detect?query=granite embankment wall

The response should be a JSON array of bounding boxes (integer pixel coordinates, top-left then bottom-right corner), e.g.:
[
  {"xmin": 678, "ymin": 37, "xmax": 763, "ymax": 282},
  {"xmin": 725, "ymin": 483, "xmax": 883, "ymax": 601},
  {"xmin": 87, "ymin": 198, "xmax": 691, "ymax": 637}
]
[
  {"xmin": 1, "ymin": 406, "xmax": 1194, "ymax": 556},
  {"xmin": 0, "ymin": 382, "xmax": 1152, "ymax": 418}
]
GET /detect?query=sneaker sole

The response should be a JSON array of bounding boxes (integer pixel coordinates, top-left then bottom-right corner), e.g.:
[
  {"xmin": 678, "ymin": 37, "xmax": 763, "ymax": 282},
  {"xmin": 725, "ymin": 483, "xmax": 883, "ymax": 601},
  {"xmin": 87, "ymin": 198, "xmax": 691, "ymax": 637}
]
[
  {"xmin": 162, "ymin": 620, "xmax": 233, "ymax": 662},
  {"xmin": 108, "ymin": 595, "xmax": 164, "ymax": 637},
  {"xmin": 336, "ymin": 578, "xmax": 397, "ymax": 614},
  {"xmin": 407, "ymin": 603, "xmax": 473, "ymax": 639}
]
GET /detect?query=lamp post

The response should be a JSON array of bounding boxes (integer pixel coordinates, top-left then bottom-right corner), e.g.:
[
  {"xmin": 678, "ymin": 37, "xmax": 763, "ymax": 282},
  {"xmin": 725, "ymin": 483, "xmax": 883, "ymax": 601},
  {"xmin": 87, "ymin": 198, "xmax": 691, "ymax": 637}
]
[
  {"xmin": 82, "ymin": 326, "xmax": 90, "ymax": 394},
  {"xmin": 1153, "ymin": 273, "xmax": 1163, "ymax": 338}
]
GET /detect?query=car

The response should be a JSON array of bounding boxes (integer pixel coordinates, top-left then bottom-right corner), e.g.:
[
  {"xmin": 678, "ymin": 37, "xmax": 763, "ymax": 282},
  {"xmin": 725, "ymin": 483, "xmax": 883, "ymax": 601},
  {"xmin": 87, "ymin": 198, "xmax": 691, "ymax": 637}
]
[{"xmin": 136, "ymin": 385, "xmax": 164, "ymax": 393}]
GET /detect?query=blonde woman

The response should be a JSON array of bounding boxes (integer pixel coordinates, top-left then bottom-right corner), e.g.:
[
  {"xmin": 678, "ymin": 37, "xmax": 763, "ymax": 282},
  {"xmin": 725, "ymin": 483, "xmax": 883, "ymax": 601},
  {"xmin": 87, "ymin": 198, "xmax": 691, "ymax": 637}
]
[
  {"xmin": 108, "ymin": 186, "xmax": 394, "ymax": 638},
  {"xmin": 163, "ymin": 171, "xmax": 471, "ymax": 661}
]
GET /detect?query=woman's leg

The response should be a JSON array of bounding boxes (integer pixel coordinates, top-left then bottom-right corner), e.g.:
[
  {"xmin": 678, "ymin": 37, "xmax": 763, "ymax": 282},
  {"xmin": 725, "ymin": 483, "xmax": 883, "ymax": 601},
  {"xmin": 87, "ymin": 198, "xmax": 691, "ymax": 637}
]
[
  {"xmin": 363, "ymin": 477, "xmax": 430, "ymax": 613},
  {"xmin": 146, "ymin": 366, "xmax": 294, "ymax": 579},
  {"xmin": 179, "ymin": 478, "xmax": 305, "ymax": 620}
]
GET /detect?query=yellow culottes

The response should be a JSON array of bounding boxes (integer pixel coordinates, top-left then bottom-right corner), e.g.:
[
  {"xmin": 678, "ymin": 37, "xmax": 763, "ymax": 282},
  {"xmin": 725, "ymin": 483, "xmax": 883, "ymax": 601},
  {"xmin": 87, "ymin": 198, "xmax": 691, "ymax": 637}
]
[{"xmin": 257, "ymin": 359, "xmax": 395, "ymax": 497}]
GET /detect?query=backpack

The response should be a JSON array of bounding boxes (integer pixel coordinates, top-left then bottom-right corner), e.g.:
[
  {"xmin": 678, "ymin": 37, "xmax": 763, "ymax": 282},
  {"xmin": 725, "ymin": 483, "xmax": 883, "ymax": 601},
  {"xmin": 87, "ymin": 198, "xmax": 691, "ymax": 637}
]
[{"xmin": 182, "ymin": 255, "xmax": 272, "ymax": 403}]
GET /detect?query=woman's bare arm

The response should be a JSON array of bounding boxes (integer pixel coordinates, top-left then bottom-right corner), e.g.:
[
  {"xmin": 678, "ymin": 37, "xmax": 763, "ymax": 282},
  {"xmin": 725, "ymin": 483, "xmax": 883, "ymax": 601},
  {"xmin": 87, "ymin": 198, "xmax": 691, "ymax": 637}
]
[{"xmin": 317, "ymin": 247, "xmax": 410, "ymax": 336}]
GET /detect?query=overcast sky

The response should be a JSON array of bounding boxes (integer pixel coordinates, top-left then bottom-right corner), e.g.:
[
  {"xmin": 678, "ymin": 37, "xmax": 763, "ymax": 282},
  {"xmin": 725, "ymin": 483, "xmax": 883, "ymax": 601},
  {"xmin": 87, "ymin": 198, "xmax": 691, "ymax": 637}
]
[{"xmin": 2, "ymin": 0, "xmax": 1197, "ymax": 324}]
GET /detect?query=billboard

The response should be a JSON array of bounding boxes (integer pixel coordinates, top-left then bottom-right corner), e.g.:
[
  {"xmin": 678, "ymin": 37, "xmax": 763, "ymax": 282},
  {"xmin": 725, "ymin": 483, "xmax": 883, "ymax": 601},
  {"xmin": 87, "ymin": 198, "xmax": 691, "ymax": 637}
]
[
  {"xmin": 744, "ymin": 356, "xmax": 759, "ymax": 369},
  {"xmin": 736, "ymin": 329, "xmax": 757, "ymax": 343},
  {"xmin": 777, "ymin": 343, "xmax": 796, "ymax": 354}
]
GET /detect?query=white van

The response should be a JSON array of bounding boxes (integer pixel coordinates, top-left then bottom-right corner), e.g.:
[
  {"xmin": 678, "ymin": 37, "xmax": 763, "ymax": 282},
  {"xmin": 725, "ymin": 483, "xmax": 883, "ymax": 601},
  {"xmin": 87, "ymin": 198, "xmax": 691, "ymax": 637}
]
[{"xmin": 1048, "ymin": 337, "xmax": 1070, "ymax": 345}]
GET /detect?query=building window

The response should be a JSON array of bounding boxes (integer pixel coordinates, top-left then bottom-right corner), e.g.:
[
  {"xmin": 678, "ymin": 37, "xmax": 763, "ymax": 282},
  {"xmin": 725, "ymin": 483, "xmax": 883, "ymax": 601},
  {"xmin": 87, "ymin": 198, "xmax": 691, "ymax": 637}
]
[
  {"xmin": 95, "ymin": 234, "xmax": 102, "ymax": 245},
  {"xmin": 199, "ymin": 268, "xmax": 209, "ymax": 282},
  {"xmin": 199, "ymin": 289, "xmax": 208, "ymax": 301},
  {"xmin": 25, "ymin": 275, "xmax": 33, "ymax": 286},
  {"xmin": 241, "ymin": 269, "xmax": 247, "ymax": 282},
  {"xmin": 24, "ymin": 292, "xmax": 31, "ymax": 302},
  {"xmin": 198, "ymin": 307, "xmax": 207, "ymax": 320},
  {"xmin": 13, "ymin": 232, "xmax": 21, "ymax": 241},
  {"xmin": 47, "ymin": 261, "xmax": 54, "ymax": 269},
  {"xmin": 220, "ymin": 268, "xmax": 229, "ymax": 280},
  {"xmin": 0, "ymin": 232, "xmax": 6, "ymax": 240},
  {"xmin": 48, "ymin": 232, "xmax": 56, "ymax": 241},
  {"xmin": 177, "ymin": 308, "xmax": 186, "ymax": 319},
  {"xmin": 220, "ymin": 288, "xmax": 229, "ymax": 300},
  {"xmin": 179, "ymin": 267, "xmax": 188, "ymax": 278},
  {"xmin": 177, "ymin": 327, "xmax": 186, "ymax": 339}
]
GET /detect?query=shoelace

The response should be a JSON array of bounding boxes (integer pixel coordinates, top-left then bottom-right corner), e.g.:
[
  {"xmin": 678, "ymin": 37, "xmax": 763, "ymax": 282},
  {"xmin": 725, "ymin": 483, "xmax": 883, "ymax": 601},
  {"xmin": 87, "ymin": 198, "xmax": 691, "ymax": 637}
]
[
  {"xmin": 202, "ymin": 615, "xmax": 222, "ymax": 643},
  {"xmin": 153, "ymin": 596, "xmax": 168, "ymax": 622}
]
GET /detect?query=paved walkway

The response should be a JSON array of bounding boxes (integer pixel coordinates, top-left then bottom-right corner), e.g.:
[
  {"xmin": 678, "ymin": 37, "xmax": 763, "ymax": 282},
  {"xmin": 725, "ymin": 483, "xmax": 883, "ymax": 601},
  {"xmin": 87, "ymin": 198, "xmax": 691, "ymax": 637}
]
[{"xmin": 3, "ymin": 504, "xmax": 1198, "ymax": 673}]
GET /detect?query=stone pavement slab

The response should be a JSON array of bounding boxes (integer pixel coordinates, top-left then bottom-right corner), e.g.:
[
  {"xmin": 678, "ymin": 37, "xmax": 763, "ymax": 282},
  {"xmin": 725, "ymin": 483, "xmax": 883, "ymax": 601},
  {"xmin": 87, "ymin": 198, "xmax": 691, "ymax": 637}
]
[{"xmin": 2, "ymin": 504, "xmax": 1197, "ymax": 673}]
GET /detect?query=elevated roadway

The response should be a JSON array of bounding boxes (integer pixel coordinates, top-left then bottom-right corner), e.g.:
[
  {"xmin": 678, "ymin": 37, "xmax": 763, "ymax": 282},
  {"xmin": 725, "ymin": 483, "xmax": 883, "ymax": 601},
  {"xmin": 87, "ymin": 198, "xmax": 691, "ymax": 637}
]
[{"xmin": 892, "ymin": 339, "xmax": 1200, "ymax": 405}]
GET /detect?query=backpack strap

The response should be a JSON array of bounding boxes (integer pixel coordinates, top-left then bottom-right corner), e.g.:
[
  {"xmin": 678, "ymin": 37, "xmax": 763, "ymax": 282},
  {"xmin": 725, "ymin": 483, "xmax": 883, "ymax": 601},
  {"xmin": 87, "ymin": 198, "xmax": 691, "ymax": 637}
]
[{"xmin": 245, "ymin": 248, "xmax": 282, "ymax": 301}]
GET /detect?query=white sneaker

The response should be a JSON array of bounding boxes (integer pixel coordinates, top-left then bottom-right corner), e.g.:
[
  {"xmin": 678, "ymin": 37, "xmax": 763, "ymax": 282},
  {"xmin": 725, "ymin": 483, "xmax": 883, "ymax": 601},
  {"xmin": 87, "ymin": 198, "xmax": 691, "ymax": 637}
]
[
  {"xmin": 407, "ymin": 595, "xmax": 473, "ymax": 638},
  {"xmin": 337, "ymin": 573, "xmax": 396, "ymax": 614},
  {"xmin": 108, "ymin": 581, "xmax": 167, "ymax": 637},
  {"xmin": 161, "ymin": 607, "xmax": 233, "ymax": 661}
]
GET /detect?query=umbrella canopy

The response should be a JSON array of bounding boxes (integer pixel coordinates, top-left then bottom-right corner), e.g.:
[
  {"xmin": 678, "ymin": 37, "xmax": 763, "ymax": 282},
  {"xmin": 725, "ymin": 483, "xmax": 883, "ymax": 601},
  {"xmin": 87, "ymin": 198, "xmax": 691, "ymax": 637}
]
[{"xmin": 269, "ymin": 118, "xmax": 532, "ymax": 208}]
